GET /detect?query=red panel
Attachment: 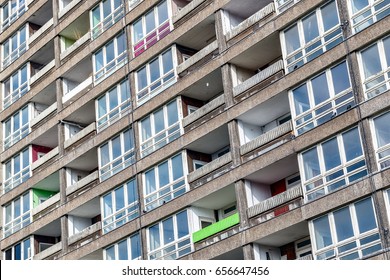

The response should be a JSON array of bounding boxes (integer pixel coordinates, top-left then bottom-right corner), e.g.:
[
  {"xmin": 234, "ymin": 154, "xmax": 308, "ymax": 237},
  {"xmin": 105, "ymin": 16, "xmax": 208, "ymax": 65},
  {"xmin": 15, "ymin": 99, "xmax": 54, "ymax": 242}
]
[
  {"xmin": 270, "ymin": 179, "xmax": 286, "ymax": 196},
  {"xmin": 32, "ymin": 145, "xmax": 52, "ymax": 162},
  {"xmin": 274, "ymin": 205, "xmax": 289, "ymax": 216}
]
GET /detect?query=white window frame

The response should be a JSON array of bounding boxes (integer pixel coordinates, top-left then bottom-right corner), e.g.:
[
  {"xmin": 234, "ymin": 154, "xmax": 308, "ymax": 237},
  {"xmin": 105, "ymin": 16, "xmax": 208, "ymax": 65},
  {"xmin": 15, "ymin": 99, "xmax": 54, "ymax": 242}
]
[
  {"xmin": 193, "ymin": 159, "xmax": 207, "ymax": 170},
  {"xmin": 275, "ymin": 0, "xmax": 301, "ymax": 13},
  {"xmin": 294, "ymin": 236, "xmax": 312, "ymax": 259},
  {"xmin": 3, "ymin": 104, "xmax": 31, "ymax": 150},
  {"xmin": 299, "ymin": 126, "xmax": 368, "ymax": 202},
  {"xmin": 3, "ymin": 146, "xmax": 31, "ymax": 193},
  {"xmin": 3, "ymin": 236, "xmax": 33, "ymax": 260},
  {"xmin": 135, "ymin": 45, "xmax": 177, "ymax": 105},
  {"xmin": 98, "ymin": 128, "xmax": 135, "ymax": 181},
  {"xmin": 370, "ymin": 110, "xmax": 390, "ymax": 170},
  {"xmin": 90, "ymin": 0, "xmax": 124, "ymax": 39},
  {"xmin": 289, "ymin": 60, "xmax": 354, "ymax": 135},
  {"xmin": 2, "ymin": 63, "xmax": 30, "ymax": 109},
  {"xmin": 147, "ymin": 209, "xmax": 192, "ymax": 260},
  {"xmin": 2, "ymin": 24, "xmax": 28, "ymax": 68},
  {"xmin": 104, "ymin": 232, "xmax": 142, "ymax": 260},
  {"xmin": 309, "ymin": 197, "xmax": 382, "ymax": 260},
  {"xmin": 139, "ymin": 98, "xmax": 182, "ymax": 157},
  {"xmin": 357, "ymin": 36, "xmax": 390, "ymax": 100},
  {"xmin": 95, "ymin": 79, "xmax": 132, "ymax": 131},
  {"xmin": 3, "ymin": 191, "xmax": 32, "ymax": 238},
  {"xmin": 92, "ymin": 31, "xmax": 127, "ymax": 84},
  {"xmin": 280, "ymin": 0, "xmax": 342, "ymax": 73},
  {"xmin": 101, "ymin": 178, "xmax": 139, "ymax": 234},
  {"xmin": 143, "ymin": 152, "xmax": 188, "ymax": 211},
  {"xmin": 384, "ymin": 189, "xmax": 390, "ymax": 221},
  {"xmin": 1, "ymin": 0, "xmax": 27, "ymax": 32},
  {"xmin": 131, "ymin": 0, "xmax": 172, "ymax": 57},
  {"xmin": 347, "ymin": 0, "xmax": 390, "ymax": 34}
]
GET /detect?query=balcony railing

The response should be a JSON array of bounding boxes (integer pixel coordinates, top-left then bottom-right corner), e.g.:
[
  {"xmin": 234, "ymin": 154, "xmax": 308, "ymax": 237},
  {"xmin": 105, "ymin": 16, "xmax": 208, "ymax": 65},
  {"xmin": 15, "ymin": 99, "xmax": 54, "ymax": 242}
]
[
  {"xmin": 188, "ymin": 152, "xmax": 232, "ymax": 184},
  {"xmin": 68, "ymin": 222, "xmax": 102, "ymax": 251},
  {"xmin": 66, "ymin": 171, "xmax": 99, "ymax": 198},
  {"xmin": 94, "ymin": 52, "xmax": 127, "ymax": 84},
  {"xmin": 62, "ymin": 76, "xmax": 93, "ymax": 104},
  {"xmin": 233, "ymin": 60, "xmax": 284, "ymax": 97},
  {"xmin": 2, "ymin": 41, "xmax": 27, "ymax": 68},
  {"xmin": 32, "ymin": 193, "xmax": 61, "ymax": 220},
  {"xmin": 4, "ymin": 122, "xmax": 30, "ymax": 149},
  {"xmin": 193, "ymin": 213, "xmax": 239, "ymax": 243},
  {"xmin": 28, "ymin": 18, "xmax": 54, "ymax": 45},
  {"xmin": 4, "ymin": 211, "xmax": 32, "ymax": 238},
  {"xmin": 102, "ymin": 202, "xmax": 139, "ymax": 233},
  {"xmin": 31, "ymin": 147, "xmax": 59, "ymax": 171},
  {"xmin": 297, "ymin": 254, "xmax": 313, "ymax": 260},
  {"xmin": 60, "ymin": 32, "xmax": 91, "ymax": 61},
  {"xmin": 30, "ymin": 103, "xmax": 57, "ymax": 128},
  {"xmin": 363, "ymin": 68, "xmax": 390, "ymax": 99},
  {"xmin": 351, "ymin": 0, "xmax": 390, "ymax": 33},
  {"xmin": 33, "ymin": 242, "xmax": 62, "ymax": 260},
  {"xmin": 129, "ymin": 0, "xmax": 143, "ymax": 10},
  {"xmin": 3, "ymin": 80, "xmax": 29, "ymax": 109},
  {"xmin": 226, "ymin": 3, "xmax": 275, "ymax": 42},
  {"xmin": 148, "ymin": 236, "xmax": 192, "ymax": 260},
  {"xmin": 91, "ymin": 5, "xmax": 124, "ymax": 39},
  {"xmin": 177, "ymin": 40, "xmax": 218, "ymax": 75},
  {"xmin": 30, "ymin": 60, "xmax": 55, "ymax": 84},
  {"xmin": 64, "ymin": 122, "xmax": 96, "ymax": 149},
  {"xmin": 59, "ymin": 0, "xmax": 82, "ymax": 18},
  {"xmin": 172, "ymin": 0, "xmax": 206, "ymax": 24},
  {"xmin": 97, "ymin": 99, "xmax": 132, "ymax": 131},
  {"xmin": 248, "ymin": 184, "xmax": 302, "ymax": 219}
]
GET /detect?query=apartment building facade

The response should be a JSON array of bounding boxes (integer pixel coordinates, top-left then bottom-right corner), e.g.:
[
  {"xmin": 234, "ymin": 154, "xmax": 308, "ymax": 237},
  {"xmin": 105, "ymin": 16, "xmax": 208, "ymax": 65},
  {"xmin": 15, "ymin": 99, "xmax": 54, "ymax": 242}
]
[{"xmin": 0, "ymin": 0, "xmax": 389, "ymax": 260}]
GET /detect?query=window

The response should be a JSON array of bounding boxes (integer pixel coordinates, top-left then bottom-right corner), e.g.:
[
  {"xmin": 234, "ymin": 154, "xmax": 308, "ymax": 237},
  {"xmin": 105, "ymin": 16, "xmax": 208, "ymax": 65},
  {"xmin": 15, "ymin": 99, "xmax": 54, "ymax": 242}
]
[
  {"xmin": 143, "ymin": 153, "xmax": 187, "ymax": 211},
  {"xmin": 98, "ymin": 128, "xmax": 135, "ymax": 181},
  {"xmin": 348, "ymin": 0, "xmax": 390, "ymax": 33},
  {"xmin": 1, "ymin": 0, "xmax": 27, "ymax": 32},
  {"xmin": 135, "ymin": 46, "xmax": 176, "ymax": 105},
  {"xmin": 290, "ymin": 61, "xmax": 354, "ymax": 135},
  {"xmin": 275, "ymin": 0, "xmax": 301, "ymax": 13},
  {"xmin": 3, "ymin": 64, "xmax": 29, "ymax": 109},
  {"xmin": 3, "ymin": 104, "xmax": 30, "ymax": 149},
  {"xmin": 140, "ymin": 99, "xmax": 181, "ymax": 157},
  {"xmin": 104, "ymin": 232, "xmax": 142, "ymax": 260},
  {"xmin": 4, "ymin": 237, "xmax": 33, "ymax": 260},
  {"xmin": 147, "ymin": 210, "xmax": 192, "ymax": 260},
  {"xmin": 2, "ymin": 24, "xmax": 27, "ymax": 68},
  {"xmin": 358, "ymin": 36, "xmax": 390, "ymax": 99},
  {"xmin": 193, "ymin": 160, "xmax": 207, "ymax": 170},
  {"xmin": 101, "ymin": 178, "xmax": 139, "ymax": 234},
  {"xmin": 281, "ymin": 0, "xmax": 342, "ymax": 73},
  {"xmin": 93, "ymin": 31, "xmax": 127, "ymax": 84},
  {"xmin": 310, "ymin": 197, "xmax": 382, "ymax": 259},
  {"xmin": 372, "ymin": 111, "xmax": 390, "ymax": 169},
  {"xmin": 3, "ymin": 148, "xmax": 30, "ymax": 193},
  {"xmin": 299, "ymin": 127, "xmax": 367, "ymax": 201},
  {"xmin": 132, "ymin": 0, "xmax": 172, "ymax": 57},
  {"xmin": 90, "ymin": 0, "xmax": 124, "ymax": 39},
  {"xmin": 3, "ymin": 191, "xmax": 32, "ymax": 238},
  {"xmin": 96, "ymin": 79, "xmax": 131, "ymax": 131}
]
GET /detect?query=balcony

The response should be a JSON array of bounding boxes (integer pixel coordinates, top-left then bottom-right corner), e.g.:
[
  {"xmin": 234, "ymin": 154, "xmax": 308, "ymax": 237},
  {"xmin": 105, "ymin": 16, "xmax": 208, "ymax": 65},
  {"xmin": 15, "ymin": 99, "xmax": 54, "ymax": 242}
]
[
  {"xmin": 28, "ymin": 18, "xmax": 54, "ymax": 46},
  {"xmin": 64, "ymin": 122, "xmax": 96, "ymax": 150},
  {"xmin": 60, "ymin": 33, "xmax": 91, "ymax": 61},
  {"xmin": 59, "ymin": 0, "xmax": 82, "ymax": 18},
  {"xmin": 275, "ymin": 0, "xmax": 301, "ymax": 13},
  {"xmin": 66, "ymin": 171, "xmax": 99, "ymax": 200},
  {"xmin": 68, "ymin": 222, "xmax": 102, "ymax": 252},
  {"xmin": 32, "ymin": 193, "xmax": 61, "ymax": 220},
  {"xmin": 62, "ymin": 76, "xmax": 93, "ymax": 104},
  {"xmin": 33, "ymin": 242, "xmax": 62, "ymax": 260},
  {"xmin": 172, "ymin": 0, "xmax": 208, "ymax": 26},
  {"xmin": 30, "ymin": 103, "xmax": 57, "ymax": 128},
  {"xmin": 31, "ymin": 147, "xmax": 59, "ymax": 172}
]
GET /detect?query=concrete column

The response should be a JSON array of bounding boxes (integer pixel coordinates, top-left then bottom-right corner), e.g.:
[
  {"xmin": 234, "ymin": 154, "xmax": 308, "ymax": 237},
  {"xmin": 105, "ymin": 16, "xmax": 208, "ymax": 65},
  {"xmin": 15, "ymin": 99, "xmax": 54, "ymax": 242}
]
[
  {"xmin": 228, "ymin": 120, "xmax": 241, "ymax": 166},
  {"xmin": 126, "ymin": 24, "xmax": 134, "ymax": 61},
  {"xmin": 215, "ymin": 10, "xmax": 227, "ymax": 52},
  {"xmin": 61, "ymin": 215, "xmax": 69, "ymax": 254},
  {"xmin": 129, "ymin": 71, "xmax": 137, "ymax": 107},
  {"xmin": 54, "ymin": 36, "xmax": 62, "ymax": 69},
  {"xmin": 372, "ymin": 191, "xmax": 390, "ymax": 260},
  {"xmin": 52, "ymin": 0, "xmax": 60, "ymax": 27},
  {"xmin": 359, "ymin": 119, "xmax": 378, "ymax": 174},
  {"xmin": 347, "ymin": 52, "xmax": 365, "ymax": 105},
  {"xmin": 58, "ymin": 121, "xmax": 66, "ymax": 157},
  {"xmin": 235, "ymin": 180, "xmax": 249, "ymax": 229},
  {"xmin": 59, "ymin": 168, "xmax": 67, "ymax": 204},
  {"xmin": 56, "ymin": 78, "xmax": 64, "ymax": 111},
  {"xmin": 242, "ymin": 243, "xmax": 255, "ymax": 260},
  {"xmin": 335, "ymin": 0, "xmax": 352, "ymax": 38},
  {"xmin": 140, "ymin": 227, "xmax": 149, "ymax": 260},
  {"xmin": 221, "ymin": 64, "xmax": 234, "ymax": 107},
  {"xmin": 136, "ymin": 173, "xmax": 145, "ymax": 213}
]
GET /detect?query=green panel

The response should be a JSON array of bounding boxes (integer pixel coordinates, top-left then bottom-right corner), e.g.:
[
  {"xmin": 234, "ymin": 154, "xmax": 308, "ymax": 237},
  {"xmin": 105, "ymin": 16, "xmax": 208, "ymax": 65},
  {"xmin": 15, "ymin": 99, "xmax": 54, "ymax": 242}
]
[
  {"xmin": 32, "ymin": 189, "xmax": 57, "ymax": 208},
  {"xmin": 192, "ymin": 213, "xmax": 240, "ymax": 243}
]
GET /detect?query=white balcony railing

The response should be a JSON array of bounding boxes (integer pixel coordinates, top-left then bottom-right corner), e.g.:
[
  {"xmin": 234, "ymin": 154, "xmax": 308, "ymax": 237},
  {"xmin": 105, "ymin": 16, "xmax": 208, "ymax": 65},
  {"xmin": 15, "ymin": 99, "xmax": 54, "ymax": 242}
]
[
  {"xmin": 2, "ymin": 41, "xmax": 27, "ymax": 68},
  {"xmin": 30, "ymin": 60, "xmax": 55, "ymax": 84},
  {"xmin": 102, "ymin": 202, "xmax": 139, "ymax": 233},
  {"xmin": 188, "ymin": 152, "xmax": 232, "ymax": 183},
  {"xmin": 1, "ymin": 1, "xmax": 28, "ymax": 32},
  {"xmin": 172, "ymin": 0, "xmax": 206, "ymax": 23},
  {"xmin": 66, "ymin": 171, "xmax": 99, "ymax": 196},
  {"xmin": 3, "ymin": 81, "xmax": 29, "ymax": 109},
  {"xmin": 60, "ymin": 32, "xmax": 91, "ymax": 60},
  {"xmin": 129, "ymin": 0, "xmax": 143, "ymax": 10},
  {"xmin": 62, "ymin": 76, "xmax": 93, "ymax": 104},
  {"xmin": 31, "ymin": 147, "xmax": 59, "ymax": 171},
  {"xmin": 28, "ymin": 18, "xmax": 54, "ymax": 45},
  {"xmin": 148, "ymin": 236, "xmax": 192, "ymax": 260},
  {"xmin": 4, "ymin": 211, "xmax": 32, "ymax": 238},
  {"xmin": 31, "ymin": 193, "xmax": 60, "ymax": 218},
  {"xmin": 59, "ymin": 0, "xmax": 82, "ymax": 18},
  {"xmin": 68, "ymin": 222, "xmax": 102, "ymax": 245},
  {"xmin": 30, "ymin": 103, "xmax": 57, "ymax": 127},
  {"xmin": 275, "ymin": 0, "xmax": 301, "ymax": 13},
  {"xmin": 3, "ymin": 166, "xmax": 30, "ymax": 193},
  {"xmin": 64, "ymin": 122, "xmax": 96, "ymax": 149},
  {"xmin": 177, "ymin": 40, "xmax": 218, "ymax": 74}
]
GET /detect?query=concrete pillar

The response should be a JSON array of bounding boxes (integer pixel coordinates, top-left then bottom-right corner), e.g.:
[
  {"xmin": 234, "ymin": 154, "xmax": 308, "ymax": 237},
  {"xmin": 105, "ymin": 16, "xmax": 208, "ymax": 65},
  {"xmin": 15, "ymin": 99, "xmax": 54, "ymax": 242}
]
[
  {"xmin": 52, "ymin": 0, "xmax": 60, "ymax": 27},
  {"xmin": 129, "ymin": 71, "xmax": 137, "ymax": 108},
  {"xmin": 54, "ymin": 36, "xmax": 62, "ymax": 69},
  {"xmin": 372, "ymin": 191, "xmax": 390, "ymax": 260},
  {"xmin": 140, "ymin": 227, "xmax": 149, "ymax": 260},
  {"xmin": 215, "ymin": 10, "xmax": 227, "ymax": 52},
  {"xmin": 347, "ymin": 52, "xmax": 365, "ymax": 105},
  {"xmin": 242, "ymin": 243, "xmax": 255, "ymax": 260},
  {"xmin": 235, "ymin": 180, "xmax": 249, "ymax": 229},
  {"xmin": 61, "ymin": 215, "xmax": 69, "ymax": 254},
  {"xmin": 335, "ymin": 0, "xmax": 352, "ymax": 38},
  {"xmin": 228, "ymin": 120, "xmax": 241, "ymax": 166},
  {"xmin": 56, "ymin": 78, "xmax": 64, "ymax": 111},
  {"xmin": 221, "ymin": 64, "xmax": 234, "ymax": 107},
  {"xmin": 359, "ymin": 119, "xmax": 378, "ymax": 174},
  {"xmin": 126, "ymin": 24, "xmax": 134, "ymax": 61},
  {"xmin": 59, "ymin": 168, "xmax": 67, "ymax": 204}
]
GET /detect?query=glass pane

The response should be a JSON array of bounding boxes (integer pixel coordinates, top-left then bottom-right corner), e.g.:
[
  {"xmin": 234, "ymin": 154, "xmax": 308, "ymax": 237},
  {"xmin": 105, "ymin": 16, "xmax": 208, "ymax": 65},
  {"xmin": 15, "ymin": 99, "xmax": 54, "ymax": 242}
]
[
  {"xmin": 120, "ymin": 80, "xmax": 130, "ymax": 102},
  {"xmin": 92, "ymin": 6, "xmax": 101, "ymax": 27},
  {"xmin": 158, "ymin": 161, "xmax": 169, "ymax": 188},
  {"xmin": 100, "ymin": 143, "xmax": 110, "ymax": 166},
  {"xmin": 105, "ymin": 40, "xmax": 115, "ymax": 64},
  {"xmin": 13, "ymin": 112, "xmax": 20, "ymax": 131},
  {"xmin": 149, "ymin": 58, "xmax": 161, "ymax": 83},
  {"xmin": 351, "ymin": 0, "xmax": 369, "ymax": 14},
  {"xmin": 111, "ymin": 135, "xmax": 121, "ymax": 159},
  {"xmin": 23, "ymin": 238, "xmax": 30, "ymax": 259},
  {"xmin": 302, "ymin": 12, "xmax": 319, "ymax": 43},
  {"xmin": 98, "ymin": 95, "xmax": 107, "ymax": 118},
  {"xmin": 5, "ymin": 119, "xmax": 11, "ymax": 137},
  {"xmin": 374, "ymin": 112, "xmax": 390, "ymax": 148},
  {"xmin": 176, "ymin": 211, "xmax": 189, "ymax": 238},
  {"xmin": 14, "ymin": 243, "xmax": 21, "ymax": 260},
  {"xmin": 22, "ymin": 106, "xmax": 29, "ymax": 124},
  {"xmin": 4, "ymin": 41, "xmax": 10, "ymax": 58},
  {"xmin": 149, "ymin": 224, "xmax": 160, "ymax": 251},
  {"xmin": 141, "ymin": 116, "xmax": 151, "ymax": 141},
  {"xmin": 137, "ymin": 67, "xmax": 148, "ymax": 90},
  {"xmin": 105, "ymin": 245, "xmax": 115, "ymax": 260},
  {"xmin": 313, "ymin": 215, "xmax": 333, "ymax": 250},
  {"xmin": 123, "ymin": 129, "xmax": 133, "ymax": 152},
  {"xmin": 22, "ymin": 149, "xmax": 29, "ymax": 168},
  {"xmin": 162, "ymin": 49, "xmax": 173, "ymax": 74},
  {"xmin": 102, "ymin": 0, "xmax": 111, "ymax": 18},
  {"xmin": 361, "ymin": 44, "xmax": 382, "ymax": 79},
  {"xmin": 158, "ymin": 0, "xmax": 168, "ymax": 24},
  {"xmin": 115, "ymin": 186, "xmax": 125, "ymax": 211},
  {"xmin": 302, "ymin": 147, "xmax": 321, "ymax": 180},
  {"xmin": 322, "ymin": 138, "xmax": 341, "ymax": 171},
  {"xmin": 20, "ymin": 26, "xmax": 26, "ymax": 43},
  {"xmin": 167, "ymin": 101, "xmax": 179, "ymax": 126},
  {"xmin": 14, "ymin": 198, "xmax": 21, "ymax": 217},
  {"xmin": 133, "ymin": 19, "xmax": 143, "ymax": 42},
  {"xmin": 355, "ymin": 198, "xmax": 377, "ymax": 233},
  {"xmin": 103, "ymin": 193, "xmax": 113, "ymax": 217},
  {"xmin": 127, "ymin": 179, "xmax": 137, "ymax": 204},
  {"xmin": 145, "ymin": 169, "xmax": 156, "ymax": 194},
  {"xmin": 117, "ymin": 32, "xmax": 126, "ymax": 55},
  {"xmin": 171, "ymin": 154, "xmax": 184, "ymax": 180},
  {"xmin": 154, "ymin": 108, "xmax": 165, "ymax": 134},
  {"xmin": 312, "ymin": 72, "xmax": 330, "ymax": 105},
  {"xmin": 22, "ymin": 192, "xmax": 29, "ymax": 213},
  {"xmin": 5, "ymin": 204, "xmax": 12, "ymax": 223},
  {"xmin": 383, "ymin": 37, "xmax": 390, "ymax": 69},
  {"xmin": 163, "ymin": 217, "xmax": 174, "ymax": 245},
  {"xmin": 130, "ymin": 233, "xmax": 141, "ymax": 259},
  {"xmin": 94, "ymin": 50, "xmax": 104, "ymax": 72},
  {"xmin": 108, "ymin": 87, "xmax": 118, "ymax": 111},
  {"xmin": 342, "ymin": 128, "xmax": 363, "ymax": 161},
  {"xmin": 334, "ymin": 206, "xmax": 354, "ymax": 242},
  {"xmin": 331, "ymin": 61, "xmax": 350, "ymax": 94},
  {"xmin": 14, "ymin": 154, "xmax": 20, "ymax": 174},
  {"xmin": 321, "ymin": 1, "xmax": 339, "ymax": 32},
  {"xmin": 284, "ymin": 24, "xmax": 300, "ymax": 55},
  {"xmin": 293, "ymin": 84, "xmax": 310, "ymax": 115},
  {"xmin": 20, "ymin": 65, "xmax": 27, "ymax": 83},
  {"xmin": 145, "ymin": 10, "xmax": 156, "ymax": 33},
  {"xmin": 118, "ymin": 240, "xmax": 128, "ymax": 260}
]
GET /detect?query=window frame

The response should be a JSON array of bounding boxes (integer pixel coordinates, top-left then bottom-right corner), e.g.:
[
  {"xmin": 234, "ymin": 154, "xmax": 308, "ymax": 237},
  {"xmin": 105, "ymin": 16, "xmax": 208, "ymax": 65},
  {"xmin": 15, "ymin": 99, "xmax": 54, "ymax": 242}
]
[
  {"xmin": 280, "ymin": 0, "xmax": 343, "ymax": 73},
  {"xmin": 90, "ymin": 0, "xmax": 124, "ymax": 39},
  {"xmin": 2, "ymin": 63, "xmax": 30, "ymax": 109},
  {"xmin": 3, "ymin": 236, "xmax": 33, "ymax": 260},
  {"xmin": 2, "ymin": 23, "xmax": 28, "ymax": 68},
  {"xmin": 101, "ymin": 178, "xmax": 139, "ymax": 234},
  {"xmin": 298, "ymin": 126, "xmax": 368, "ymax": 202},
  {"xmin": 104, "ymin": 232, "xmax": 142, "ymax": 260},
  {"xmin": 135, "ymin": 45, "xmax": 177, "ymax": 105},
  {"xmin": 3, "ymin": 191, "xmax": 32, "ymax": 238},
  {"xmin": 143, "ymin": 152, "xmax": 188, "ymax": 211},
  {"xmin": 370, "ymin": 110, "xmax": 390, "ymax": 170},
  {"xmin": 139, "ymin": 98, "xmax": 182, "ymax": 157},
  {"xmin": 95, "ymin": 79, "xmax": 132, "ymax": 131},
  {"xmin": 1, "ymin": 0, "xmax": 27, "ymax": 32},
  {"xmin": 357, "ymin": 36, "xmax": 390, "ymax": 100},
  {"xmin": 3, "ymin": 146, "xmax": 31, "ymax": 193},
  {"xmin": 98, "ymin": 128, "xmax": 135, "ymax": 181},
  {"xmin": 3, "ymin": 103, "xmax": 31, "ymax": 150}
]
